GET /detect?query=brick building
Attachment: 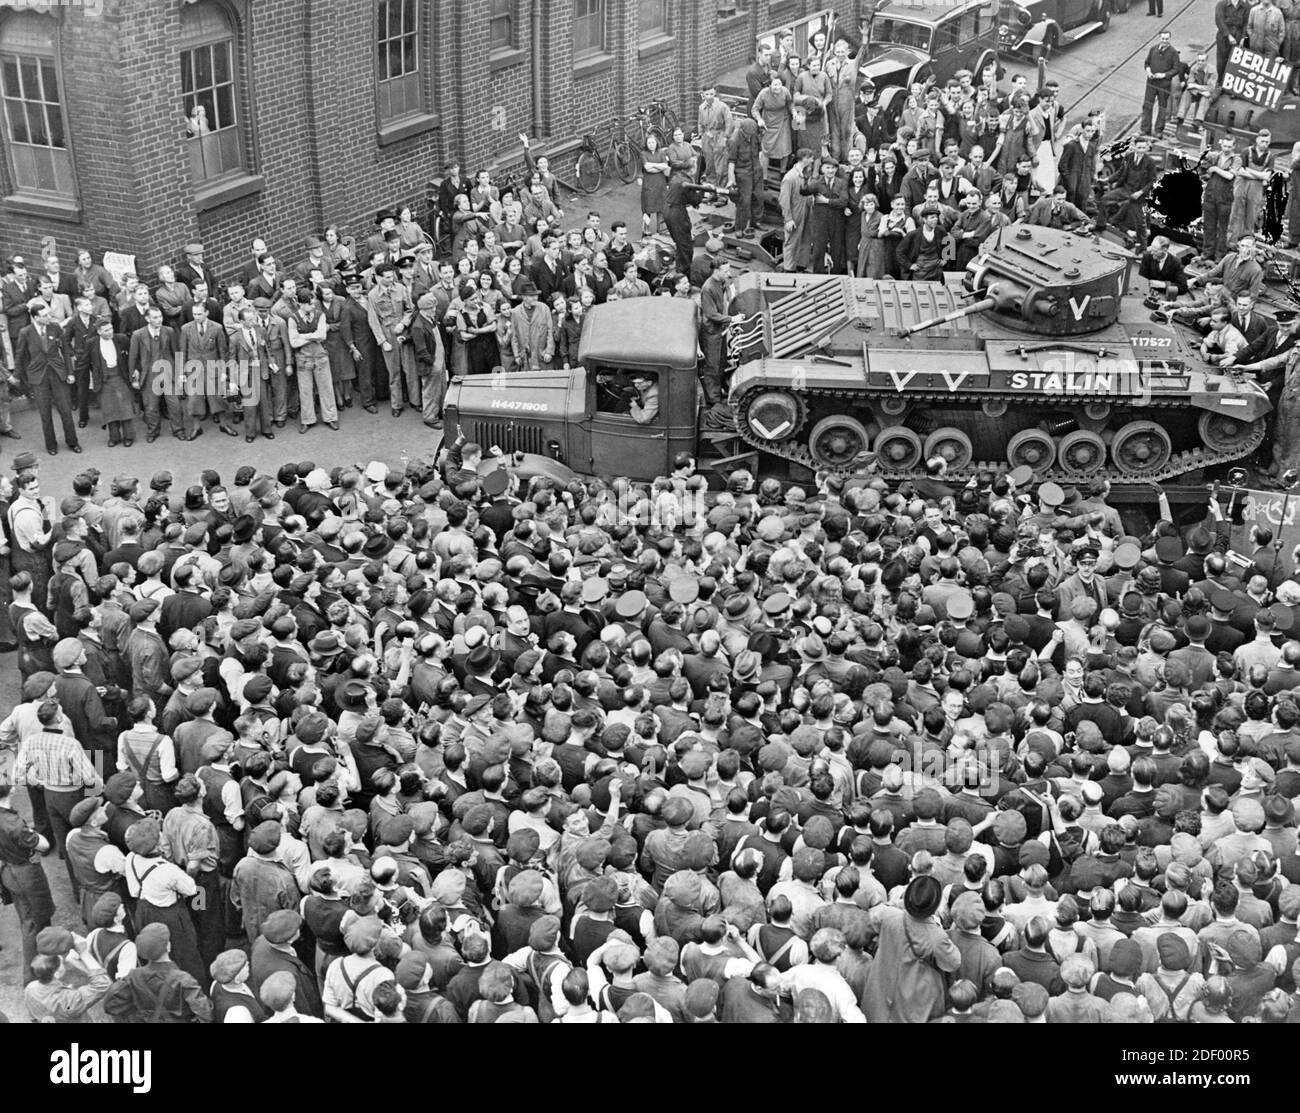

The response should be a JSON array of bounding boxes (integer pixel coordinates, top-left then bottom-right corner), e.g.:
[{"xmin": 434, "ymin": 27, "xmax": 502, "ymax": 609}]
[{"xmin": 0, "ymin": 0, "xmax": 829, "ymax": 282}]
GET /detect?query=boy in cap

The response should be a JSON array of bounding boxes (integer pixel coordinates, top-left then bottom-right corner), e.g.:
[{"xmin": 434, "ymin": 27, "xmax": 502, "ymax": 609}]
[{"xmin": 24, "ymin": 925, "xmax": 113, "ymax": 1022}]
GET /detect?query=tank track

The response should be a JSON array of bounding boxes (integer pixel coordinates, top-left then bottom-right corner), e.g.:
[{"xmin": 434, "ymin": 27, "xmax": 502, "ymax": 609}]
[{"xmin": 727, "ymin": 384, "xmax": 1267, "ymax": 484}]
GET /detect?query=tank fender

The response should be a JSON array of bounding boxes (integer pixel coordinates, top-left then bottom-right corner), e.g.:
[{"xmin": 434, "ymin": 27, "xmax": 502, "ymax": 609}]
[{"xmin": 1189, "ymin": 384, "xmax": 1272, "ymax": 422}]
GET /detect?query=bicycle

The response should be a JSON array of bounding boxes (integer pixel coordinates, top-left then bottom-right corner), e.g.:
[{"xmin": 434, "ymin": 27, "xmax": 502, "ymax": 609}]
[
  {"xmin": 574, "ymin": 120, "xmax": 639, "ymax": 195},
  {"xmin": 644, "ymin": 97, "xmax": 679, "ymax": 140}
]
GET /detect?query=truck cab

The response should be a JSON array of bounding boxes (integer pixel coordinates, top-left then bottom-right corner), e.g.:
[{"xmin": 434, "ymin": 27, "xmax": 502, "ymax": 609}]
[{"xmin": 442, "ymin": 298, "xmax": 701, "ymax": 482}]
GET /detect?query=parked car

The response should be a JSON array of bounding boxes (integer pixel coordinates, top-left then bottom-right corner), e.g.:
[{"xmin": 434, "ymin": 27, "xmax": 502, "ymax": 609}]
[
  {"xmin": 859, "ymin": 0, "xmax": 1004, "ymax": 121},
  {"xmin": 997, "ymin": 0, "xmax": 1113, "ymax": 61}
]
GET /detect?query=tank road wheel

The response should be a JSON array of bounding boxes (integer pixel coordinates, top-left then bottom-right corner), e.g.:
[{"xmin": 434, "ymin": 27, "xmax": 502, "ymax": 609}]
[
  {"xmin": 874, "ymin": 426, "xmax": 924, "ymax": 471},
  {"xmin": 1057, "ymin": 430, "xmax": 1107, "ymax": 477},
  {"xmin": 743, "ymin": 391, "xmax": 806, "ymax": 443},
  {"xmin": 1007, "ymin": 429, "xmax": 1057, "ymax": 474},
  {"xmin": 1110, "ymin": 421, "xmax": 1173, "ymax": 477},
  {"xmin": 808, "ymin": 416, "xmax": 872, "ymax": 468},
  {"xmin": 1198, "ymin": 411, "xmax": 1264, "ymax": 454},
  {"xmin": 923, "ymin": 427, "xmax": 974, "ymax": 470}
]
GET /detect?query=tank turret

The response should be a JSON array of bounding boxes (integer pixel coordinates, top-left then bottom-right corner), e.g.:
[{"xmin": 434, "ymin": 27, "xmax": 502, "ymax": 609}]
[{"xmin": 901, "ymin": 224, "xmax": 1132, "ymax": 339}]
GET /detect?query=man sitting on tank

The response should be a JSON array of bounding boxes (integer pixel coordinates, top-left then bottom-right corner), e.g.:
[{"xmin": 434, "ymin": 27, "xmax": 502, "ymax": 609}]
[
  {"xmin": 1158, "ymin": 278, "xmax": 1228, "ymax": 330},
  {"xmin": 1026, "ymin": 184, "xmax": 1091, "ymax": 233},
  {"xmin": 1190, "ymin": 234, "xmax": 1265, "ymax": 302},
  {"xmin": 1200, "ymin": 307, "xmax": 1249, "ymax": 366},
  {"xmin": 1138, "ymin": 236, "xmax": 1190, "ymax": 296}
]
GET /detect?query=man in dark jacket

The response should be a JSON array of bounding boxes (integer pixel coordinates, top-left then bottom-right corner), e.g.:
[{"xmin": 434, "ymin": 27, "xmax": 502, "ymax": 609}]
[
  {"xmin": 102, "ymin": 923, "xmax": 213, "ymax": 1022},
  {"xmin": 15, "ymin": 301, "xmax": 80, "ymax": 457},
  {"xmin": 410, "ymin": 292, "xmax": 447, "ymax": 431}
]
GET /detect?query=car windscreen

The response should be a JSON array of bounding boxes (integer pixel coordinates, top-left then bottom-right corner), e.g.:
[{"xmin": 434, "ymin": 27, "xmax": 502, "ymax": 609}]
[{"xmin": 870, "ymin": 18, "xmax": 933, "ymax": 52}]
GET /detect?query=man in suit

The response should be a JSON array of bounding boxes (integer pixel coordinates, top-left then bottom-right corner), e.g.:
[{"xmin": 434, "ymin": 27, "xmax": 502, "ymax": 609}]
[
  {"xmin": 340, "ymin": 273, "xmax": 379, "ymax": 414},
  {"xmin": 529, "ymin": 238, "xmax": 568, "ymax": 303},
  {"xmin": 1229, "ymin": 293, "xmax": 1274, "ymax": 364},
  {"xmin": 2, "ymin": 255, "xmax": 40, "ymax": 369},
  {"xmin": 128, "ymin": 305, "xmax": 182, "ymax": 443},
  {"xmin": 1096, "ymin": 136, "xmax": 1159, "ymax": 247},
  {"xmin": 229, "ymin": 305, "xmax": 274, "ymax": 443},
  {"xmin": 180, "ymin": 300, "xmax": 236, "ymax": 440},
  {"xmin": 1139, "ymin": 237, "xmax": 1190, "ymax": 296},
  {"xmin": 41, "ymin": 257, "xmax": 78, "ymax": 302},
  {"xmin": 15, "ymin": 300, "xmax": 80, "ymax": 456},
  {"xmin": 802, "ymin": 158, "xmax": 850, "ymax": 275},
  {"xmin": 63, "ymin": 295, "xmax": 99, "ymax": 429},
  {"xmin": 118, "ymin": 285, "xmax": 154, "ymax": 339},
  {"xmin": 252, "ymin": 296, "xmax": 292, "ymax": 428},
  {"xmin": 410, "ymin": 292, "xmax": 447, "ymax": 431}
]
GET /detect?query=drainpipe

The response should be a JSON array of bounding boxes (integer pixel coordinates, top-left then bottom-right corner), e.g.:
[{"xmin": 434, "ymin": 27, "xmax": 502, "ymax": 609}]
[
  {"xmin": 530, "ymin": 0, "xmax": 544, "ymax": 138},
  {"xmin": 302, "ymin": 0, "xmax": 324, "ymax": 228}
]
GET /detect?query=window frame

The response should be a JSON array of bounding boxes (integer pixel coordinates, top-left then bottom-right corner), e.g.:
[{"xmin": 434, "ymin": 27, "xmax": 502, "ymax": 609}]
[
  {"xmin": 573, "ymin": 0, "xmax": 608, "ymax": 62},
  {"xmin": 638, "ymin": 0, "xmax": 670, "ymax": 41},
  {"xmin": 489, "ymin": 0, "xmax": 516, "ymax": 54},
  {"xmin": 375, "ymin": 0, "xmax": 424, "ymax": 125},
  {"xmin": 0, "ymin": 12, "xmax": 79, "ymax": 215},
  {"xmin": 179, "ymin": 2, "xmax": 250, "ymax": 188}
]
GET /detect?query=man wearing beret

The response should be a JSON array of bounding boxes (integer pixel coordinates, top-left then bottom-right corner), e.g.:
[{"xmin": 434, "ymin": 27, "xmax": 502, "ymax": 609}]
[
  {"xmin": 231, "ymin": 819, "xmax": 301, "ymax": 944},
  {"xmin": 250, "ymin": 908, "xmax": 324, "ymax": 1019},
  {"xmin": 23, "ymin": 925, "xmax": 113, "ymax": 1022},
  {"xmin": 103, "ymin": 923, "xmax": 213, "ymax": 1022}
]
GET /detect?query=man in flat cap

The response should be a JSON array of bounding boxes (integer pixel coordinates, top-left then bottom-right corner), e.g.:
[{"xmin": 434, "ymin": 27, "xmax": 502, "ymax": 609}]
[
  {"xmin": 23, "ymin": 924, "xmax": 113, "ymax": 1022},
  {"xmin": 410, "ymin": 291, "xmax": 446, "ymax": 430},
  {"xmin": 250, "ymin": 908, "xmax": 324, "ymax": 1019},
  {"xmin": 103, "ymin": 923, "xmax": 213, "ymax": 1022}
]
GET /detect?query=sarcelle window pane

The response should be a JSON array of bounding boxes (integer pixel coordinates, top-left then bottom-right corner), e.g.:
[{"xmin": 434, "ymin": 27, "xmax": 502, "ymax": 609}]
[
  {"xmin": 215, "ymin": 84, "xmax": 234, "ymax": 130},
  {"xmin": 194, "ymin": 45, "xmax": 212, "ymax": 89},
  {"xmin": 26, "ymin": 101, "xmax": 46, "ymax": 145},
  {"xmin": 46, "ymin": 103, "xmax": 64, "ymax": 147},
  {"xmin": 403, "ymin": 34, "xmax": 415, "ymax": 75},
  {"xmin": 6, "ymin": 98, "xmax": 29, "ymax": 143},
  {"xmin": 19, "ymin": 57, "xmax": 37, "ymax": 97},
  {"xmin": 213, "ymin": 42, "xmax": 230, "ymax": 85},
  {"xmin": 2, "ymin": 58, "xmax": 19, "ymax": 97}
]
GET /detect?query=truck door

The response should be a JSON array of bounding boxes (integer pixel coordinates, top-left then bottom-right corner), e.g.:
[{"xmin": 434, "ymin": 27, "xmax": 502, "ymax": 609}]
[{"xmin": 586, "ymin": 365, "xmax": 671, "ymax": 480}]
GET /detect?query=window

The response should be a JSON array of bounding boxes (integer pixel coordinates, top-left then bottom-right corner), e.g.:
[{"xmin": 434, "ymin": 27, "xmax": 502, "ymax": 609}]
[
  {"xmin": 935, "ymin": 18, "xmax": 961, "ymax": 52},
  {"xmin": 639, "ymin": 0, "xmax": 668, "ymax": 39},
  {"xmin": 574, "ymin": 0, "xmax": 606, "ymax": 60},
  {"xmin": 0, "ymin": 13, "xmax": 76, "ymax": 200},
  {"xmin": 180, "ymin": 3, "xmax": 246, "ymax": 183},
  {"xmin": 716, "ymin": 0, "xmax": 745, "ymax": 17},
  {"xmin": 376, "ymin": 0, "xmax": 421, "ymax": 122},
  {"xmin": 959, "ymin": 9, "xmax": 983, "ymax": 43},
  {"xmin": 490, "ymin": 0, "xmax": 514, "ymax": 52}
]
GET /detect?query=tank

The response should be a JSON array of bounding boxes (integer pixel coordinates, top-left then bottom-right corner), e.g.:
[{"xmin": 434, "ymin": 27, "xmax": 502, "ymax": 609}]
[{"xmin": 725, "ymin": 223, "xmax": 1273, "ymax": 481}]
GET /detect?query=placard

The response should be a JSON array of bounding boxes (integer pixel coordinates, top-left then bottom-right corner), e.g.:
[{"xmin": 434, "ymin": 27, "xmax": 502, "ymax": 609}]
[{"xmin": 1221, "ymin": 46, "xmax": 1293, "ymax": 110}]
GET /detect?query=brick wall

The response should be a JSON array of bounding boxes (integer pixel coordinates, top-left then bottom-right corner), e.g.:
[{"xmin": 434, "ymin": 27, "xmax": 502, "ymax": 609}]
[{"xmin": 0, "ymin": 0, "xmax": 824, "ymax": 282}]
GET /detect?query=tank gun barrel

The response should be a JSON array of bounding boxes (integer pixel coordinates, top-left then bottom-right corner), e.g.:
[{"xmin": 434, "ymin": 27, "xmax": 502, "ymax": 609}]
[{"xmin": 897, "ymin": 296, "xmax": 996, "ymax": 339}]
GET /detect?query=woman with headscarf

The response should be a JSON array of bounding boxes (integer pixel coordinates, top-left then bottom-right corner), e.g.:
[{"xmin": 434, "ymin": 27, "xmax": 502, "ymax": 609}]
[{"xmin": 861, "ymin": 874, "xmax": 962, "ymax": 1022}]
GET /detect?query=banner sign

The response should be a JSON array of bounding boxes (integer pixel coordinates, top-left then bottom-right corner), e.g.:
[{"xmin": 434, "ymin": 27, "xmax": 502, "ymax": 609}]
[{"xmin": 1221, "ymin": 46, "xmax": 1293, "ymax": 110}]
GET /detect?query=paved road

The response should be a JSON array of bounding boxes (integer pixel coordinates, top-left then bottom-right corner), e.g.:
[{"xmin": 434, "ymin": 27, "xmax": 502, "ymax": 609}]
[{"xmin": 1001, "ymin": 0, "xmax": 1217, "ymax": 136}]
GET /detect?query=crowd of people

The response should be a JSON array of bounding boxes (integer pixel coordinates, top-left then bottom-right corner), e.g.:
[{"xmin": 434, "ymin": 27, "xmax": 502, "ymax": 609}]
[
  {"xmin": 0, "ymin": 438, "xmax": 1299, "ymax": 1024},
  {"xmin": 3, "ymin": 7, "xmax": 1300, "ymax": 1029}
]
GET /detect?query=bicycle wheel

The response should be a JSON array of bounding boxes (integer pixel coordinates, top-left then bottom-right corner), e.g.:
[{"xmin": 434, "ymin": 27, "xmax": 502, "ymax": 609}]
[
  {"xmin": 658, "ymin": 104, "xmax": 679, "ymax": 136},
  {"xmin": 645, "ymin": 126, "xmax": 665, "ymax": 152},
  {"xmin": 612, "ymin": 140, "xmax": 639, "ymax": 185},
  {"xmin": 575, "ymin": 148, "xmax": 602, "ymax": 194}
]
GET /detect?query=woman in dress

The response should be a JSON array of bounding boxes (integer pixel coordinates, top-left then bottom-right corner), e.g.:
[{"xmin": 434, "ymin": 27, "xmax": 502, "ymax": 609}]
[
  {"xmin": 794, "ymin": 54, "xmax": 833, "ymax": 158},
  {"xmin": 320, "ymin": 284, "xmax": 355, "ymax": 409},
  {"xmin": 558, "ymin": 298, "xmax": 586, "ymax": 370},
  {"xmin": 477, "ymin": 268, "xmax": 507, "ymax": 317},
  {"xmin": 502, "ymin": 255, "xmax": 527, "ymax": 304},
  {"xmin": 84, "ymin": 316, "xmax": 136, "ymax": 447},
  {"xmin": 665, "ymin": 126, "xmax": 697, "ymax": 182},
  {"xmin": 872, "ymin": 152, "xmax": 903, "ymax": 210},
  {"xmin": 640, "ymin": 132, "xmax": 671, "ymax": 237},
  {"xmin": 754, "ymin": 75, "xmax": 794, "ymax": 175},
  {"xmin": 858, "ymin": 192, "xmax": 885, "ymax": 278},
  {"xmin": 455, "ymin": 283, "xmax": 499, "ymax": 376},
  {"xmin": 844, "ymin": 167, "xmax": 873, "ymax": 276}
]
